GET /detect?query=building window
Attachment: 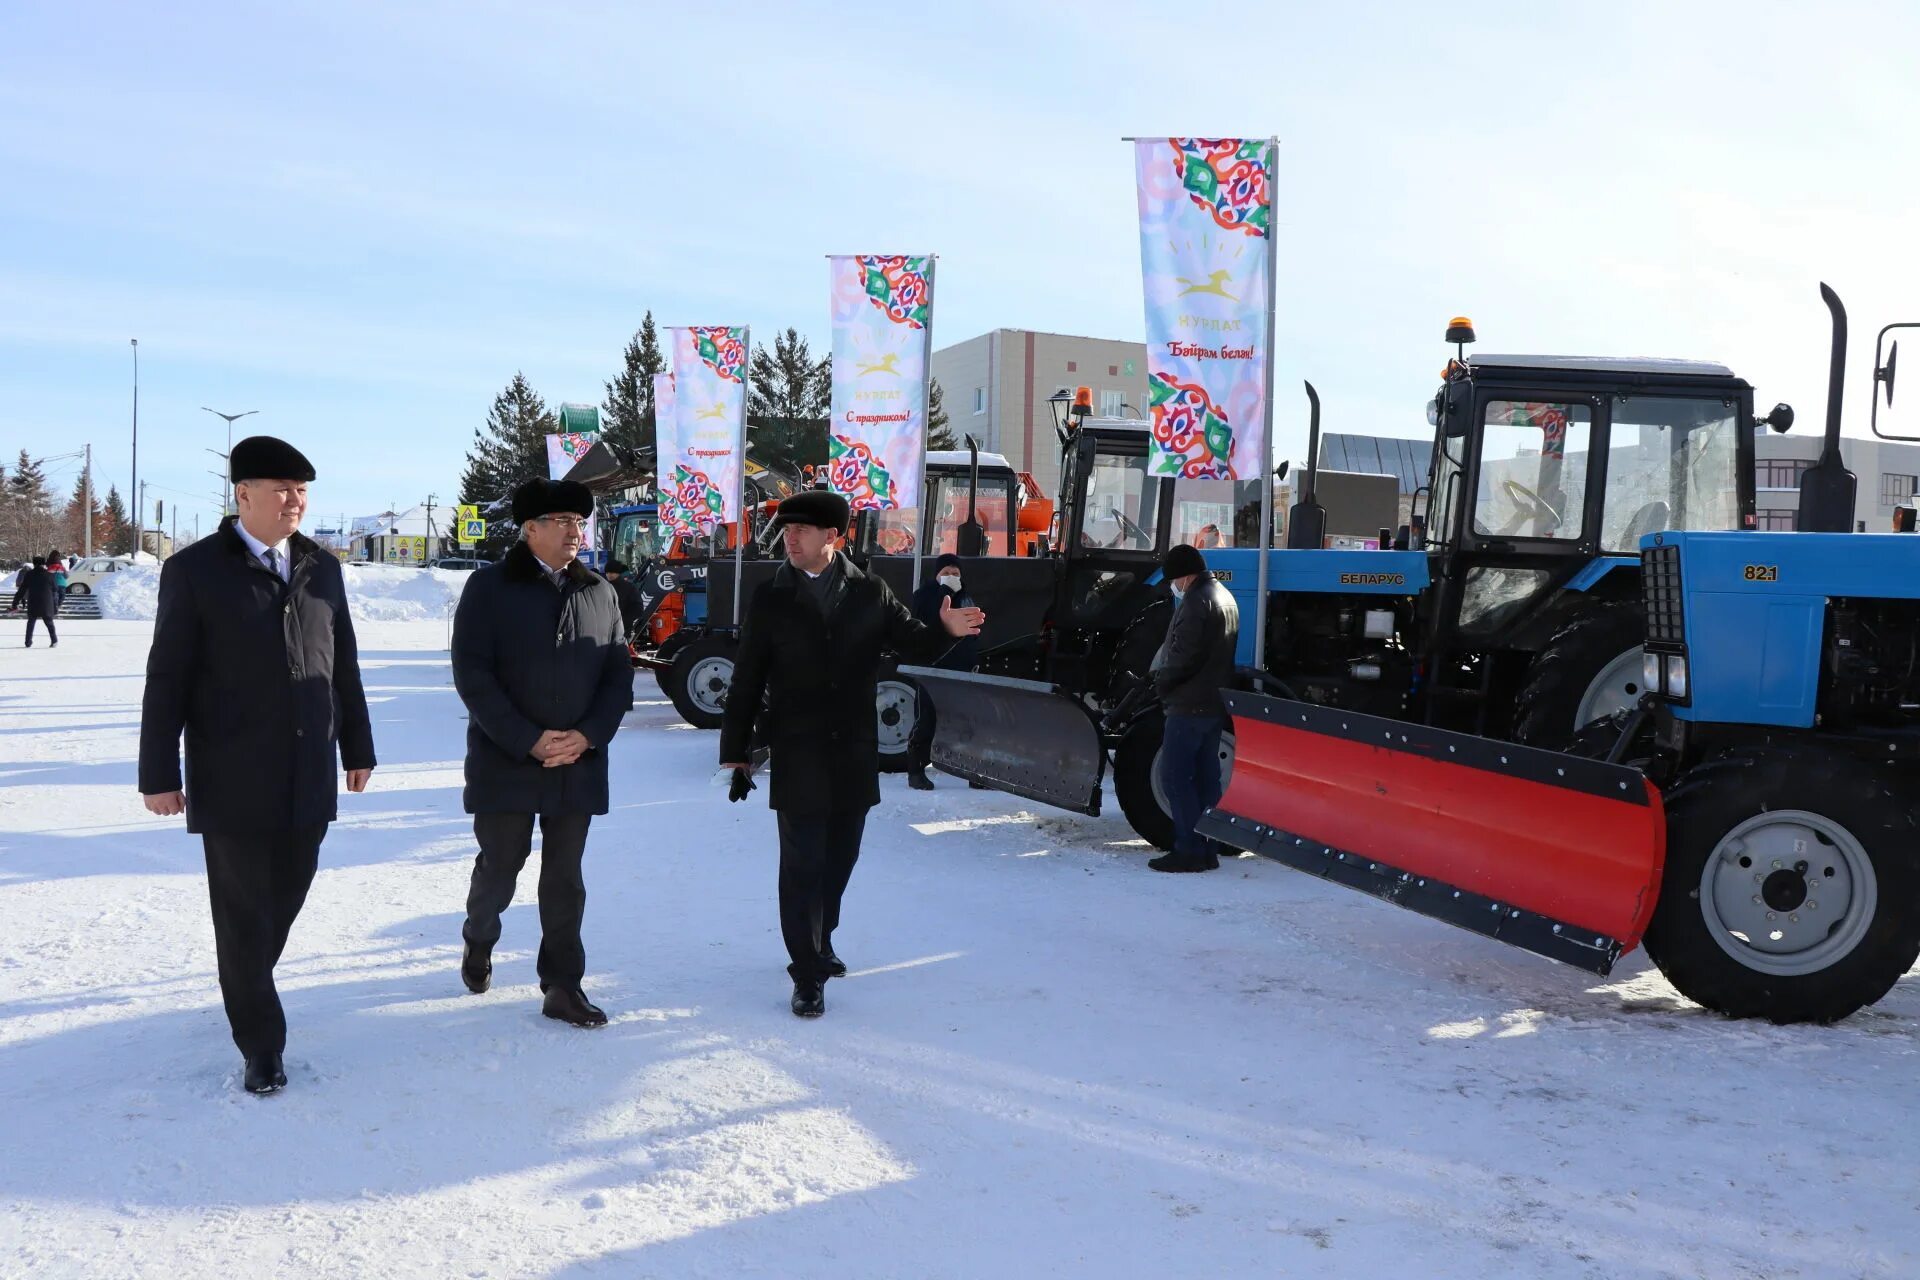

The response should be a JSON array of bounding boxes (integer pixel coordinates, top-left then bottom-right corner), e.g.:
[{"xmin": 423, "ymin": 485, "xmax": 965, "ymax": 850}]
[
  {"xmin": 1880, "ymin": 473, "xmax": 1917, "ymax": 506},
  {"xmin": 1758, "ymin": 459, "xmax": 1812, "ymax": 489},
  {"xmin": 1099, "ymin": 389, "xmax": 1125, "ymax": 417},
  {"xmin": 972, "ymin": 387, "xmax": 986, "ymax": 415},
  {"xmin": 1066, "ymin": 360, "xmax": 1077, "ymax": 373},
  {"xmin": 1108, "ymin": 364, "xmax": 1118, "ymax": 376},
  {"xmin": 1757, "ymin": 511, "xmax": 1797, "ymax": 532}
]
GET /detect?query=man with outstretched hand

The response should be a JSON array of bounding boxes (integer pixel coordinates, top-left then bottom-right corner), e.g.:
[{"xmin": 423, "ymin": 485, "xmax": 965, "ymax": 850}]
[
  {"xmin": 719, "ymin": 491, "xmax": 984, "ymax": 1018},
  {"xmin": 138, "ymin": 436, "xmax": 376, "ymax": 1096},
  {"xmin": 451, "ymin": 478, "xmax": 634, "ymax": 1028}
]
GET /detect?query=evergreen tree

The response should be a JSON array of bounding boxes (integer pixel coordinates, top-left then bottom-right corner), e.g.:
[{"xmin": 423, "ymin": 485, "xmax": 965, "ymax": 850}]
[
  {"xmin": 3, "ymin": 450, "xmax": 56, "ymax": 562},
  {"xmin": 458, "ymin": 372, "xmax": 556, "ymax": 551},
  {"xmin": 601, "ymin": 312, "xmax": 666, "ymax": 465},
  {"xmin": 746, "ymin": 329, "xmax": 831, "ymax": 476},
  {"xmin": 925, "ymin": 377, "xmax": 957, "ymax": 451},
  {"xmin": 102, "ymin": 486, "xmax": 132, "ymax": 555},
  {"xmin": 61, "ymin": 471, "xmax": 109, "ymax": 556}
]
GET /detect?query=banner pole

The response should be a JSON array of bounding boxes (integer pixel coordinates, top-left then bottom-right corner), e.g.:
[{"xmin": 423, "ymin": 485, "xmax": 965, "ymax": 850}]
[
  {"xmin": 1254, "ymin": 136, "xmax": 1279, "ymax": 672},
  {"xmin": 734, "ymin": 324, "xmax": 750, "ymax": 628},
  {"xmin": 912, "ymin": 255, "xmax": 938, "ymax": 592}
]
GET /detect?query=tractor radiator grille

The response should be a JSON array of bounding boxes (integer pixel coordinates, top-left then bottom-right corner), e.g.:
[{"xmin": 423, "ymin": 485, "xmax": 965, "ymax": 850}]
[{"xmin": 1642, "ymin": 543, "xmax": 1684, "ymax": 645}]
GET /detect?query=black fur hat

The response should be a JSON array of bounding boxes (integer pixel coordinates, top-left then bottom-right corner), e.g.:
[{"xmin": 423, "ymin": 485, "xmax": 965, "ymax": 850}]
[
  {"xmin": 511, "ymin": 478, "xmax": 595, "ymax": 524},
  {"xmin": 230, "ymin": 436, "xmax": 316, "ymax": 483},
  {"xmin": 773, "ymin": 489, "xmax": 851, "ymax": 534},
  {"xmin": 1162, "ymin": 543, "xmax": 1208, "ymax": 580}
]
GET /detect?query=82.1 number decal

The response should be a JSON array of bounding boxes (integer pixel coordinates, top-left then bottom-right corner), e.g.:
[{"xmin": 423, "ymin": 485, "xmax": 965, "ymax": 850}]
[{"xmin": 1743, "ymin": 564, "xmax": 1779, "ymax": 582}]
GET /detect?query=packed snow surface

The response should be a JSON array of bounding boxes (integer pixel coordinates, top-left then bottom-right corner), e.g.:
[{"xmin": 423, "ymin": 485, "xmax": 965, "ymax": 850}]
[
  {"xmin": 1, "ymin": 619, "xmax": 1915, "ymax": 1279},
  {"xmin": 96, "ymin": 561, "xmax": 470, "ymax": 623}
]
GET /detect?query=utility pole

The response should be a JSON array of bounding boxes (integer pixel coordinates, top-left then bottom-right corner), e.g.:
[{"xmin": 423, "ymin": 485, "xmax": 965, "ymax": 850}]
[
  {"xmin": 130, "ymin": 339, "xmax": 139, "ymax": 559},
  {"xmin": 139, "ymin": 480, "xmax": 148, "ymax": 558},
  {"xmin": 425, "ymin": 493, "xmax": 437, "ymax": 562},
  {"xmin": 83, "ymin": 443, "xmax": 93, "ymax": 557}
]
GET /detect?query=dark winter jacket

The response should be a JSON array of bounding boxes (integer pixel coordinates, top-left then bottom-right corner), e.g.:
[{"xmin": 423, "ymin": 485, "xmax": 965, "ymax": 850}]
[
  {"xmin": 138, "ymin": 518, "xmax": 377, "ymax": 834},
  {"xmin": 909, "ymin": 578, "xmax": 979, "ymax": 672},
  {"xmin": 15, "ymin": 566, "xmax": 58, "ymax": 617},
  {"xmin": 720, "ymin": 554, "xmax": 957, "ymax": 814},
  {"xmin": 608, "ymin": 572, "xmax": 645, "ymax": 639},
  {"xmin": 451, "ymin": 541, "xmax": 634, "ymax": 816},
  {"xmin": 1152, "ymin": 575, "xmax": 1240, "ymax": 717}
]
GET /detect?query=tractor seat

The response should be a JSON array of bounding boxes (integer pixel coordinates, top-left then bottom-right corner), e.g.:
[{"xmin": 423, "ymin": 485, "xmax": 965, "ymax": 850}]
[{"xmin": 1621, "ymin": 500, "xmax": 1671, "ymax": 545}]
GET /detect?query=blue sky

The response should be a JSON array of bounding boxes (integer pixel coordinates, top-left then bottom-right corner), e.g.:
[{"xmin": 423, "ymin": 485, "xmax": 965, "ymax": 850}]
[{"xmin": 2, "ymin": 0, "xmax": 1915, "ymax": 531}]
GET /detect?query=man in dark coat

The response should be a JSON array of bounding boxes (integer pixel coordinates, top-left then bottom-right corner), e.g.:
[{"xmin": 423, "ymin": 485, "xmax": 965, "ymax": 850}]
[
  {"xmin": 603, "ymin": 559, "xmax": 645, "ymax": 640},
  {"xmin": 450, "ymin": 478, "xmax": 634, "ymax": 1028},
  {"xmin": 719, "ymin": 491, "xmax": 985, "ymax": 1018},
  {"xmin": 904, "ymin": 552, "xmax": 979, "ymax": 790},
  {"xmin": 1148, "ymin": 544, "xmax": 1240, "ymax": 874},
  {"xmin": 138, "ymin": 436, "xmax": 376, "ymax": 1095},
  {"xmin": 17, "ymin": 556, "xmax": 59, "ymax": 647}
]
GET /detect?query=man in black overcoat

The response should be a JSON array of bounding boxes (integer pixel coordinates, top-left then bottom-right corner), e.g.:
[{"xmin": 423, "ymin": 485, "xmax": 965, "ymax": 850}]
[
  {"xmin": 138, "ymin": 437, "xmax": 376, "ymax": 1095},
  {"xmin": 719, "ymin": 491, "xmax": 985, "ymax": 1018},
  {"xmin": 450, "ymin": 478, "xmax": 634, "ymax": 1028},
  {"xmin": 17, "ymin": 555, "xmax": 59, "ymax": 647}
]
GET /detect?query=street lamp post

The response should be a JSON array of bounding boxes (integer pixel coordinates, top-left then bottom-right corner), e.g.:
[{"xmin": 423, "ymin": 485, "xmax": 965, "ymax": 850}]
[
  {"xmin": 130, "ymin": 339, "xmax": 139, "ymax": 558},
  {"xmin": 202, "ymin": 408, "xmax": 259, "ymax": 514}
]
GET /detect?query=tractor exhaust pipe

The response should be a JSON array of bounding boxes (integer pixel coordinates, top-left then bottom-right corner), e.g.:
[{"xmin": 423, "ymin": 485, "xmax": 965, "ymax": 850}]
[
  {"xmin": 1796, "ymin": 283, "xmax": 1858, "ymax": 533},
  {"xmin": 1286, "ymin": 381, "xmax": 1328, "ymax": 549}
]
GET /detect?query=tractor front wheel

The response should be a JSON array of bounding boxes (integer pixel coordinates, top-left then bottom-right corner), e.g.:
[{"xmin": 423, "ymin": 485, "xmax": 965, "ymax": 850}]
[
  {"xmin": 667, "ymin": 633, "xmax": 737, "ymax": 730},
  {"xmin": 1643, "ymin": 745, "xmax": 1920, "ymax": 1023},
  {"xmin": 1113, "ymin": 711, "xmax": 1236, "ymax": 852}
]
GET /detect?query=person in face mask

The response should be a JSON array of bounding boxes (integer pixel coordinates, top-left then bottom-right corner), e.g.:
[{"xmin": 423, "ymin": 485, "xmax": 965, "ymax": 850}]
[
  {"xmin": 1147, "ymin": 543, "xmax": 1239, "ymax": 873},
  {"xmin": 905, "ymin": 553, "xmax": 980, "ymax": 790}
]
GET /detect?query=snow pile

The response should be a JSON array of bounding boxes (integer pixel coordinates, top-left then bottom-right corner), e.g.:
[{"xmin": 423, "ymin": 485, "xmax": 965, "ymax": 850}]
[{"xmin": 93, "ymin": 561, "xmax": 474, "ymax": 624}]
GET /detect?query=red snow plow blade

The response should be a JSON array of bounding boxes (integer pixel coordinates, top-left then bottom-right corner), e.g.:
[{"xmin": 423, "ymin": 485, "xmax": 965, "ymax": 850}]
[{"xmin": 1197, "ymin": 693, "xmax": 1665, "ymax": 975}]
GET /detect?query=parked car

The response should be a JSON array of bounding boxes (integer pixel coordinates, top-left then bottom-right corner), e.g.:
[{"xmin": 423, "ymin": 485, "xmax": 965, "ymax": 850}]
[
  {"xmin": 62, "ymin": 556, "xmax": 135, "ymax": 596},
  {"xmin": 427, "ymin": 557, "xmax": 488, "ymax": 571}
]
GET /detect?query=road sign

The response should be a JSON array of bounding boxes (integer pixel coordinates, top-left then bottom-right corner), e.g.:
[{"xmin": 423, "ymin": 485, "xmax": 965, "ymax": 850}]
[
  {"xmin": 460, "ymin": 518, "xmax": 486, "ymax": 543},
  {"xmin": 455, "ymin": 504, "xmax": 480, "ymax": 525}
]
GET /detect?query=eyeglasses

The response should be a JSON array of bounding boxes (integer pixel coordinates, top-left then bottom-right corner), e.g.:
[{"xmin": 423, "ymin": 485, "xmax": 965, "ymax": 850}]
[{"xmin": 539, "ymin": 517, "xmax": 589, "ymax": 531}]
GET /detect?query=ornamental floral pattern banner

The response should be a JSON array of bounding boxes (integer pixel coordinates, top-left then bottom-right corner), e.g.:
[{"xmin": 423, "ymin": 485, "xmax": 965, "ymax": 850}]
[
  {"xmin": 1134, "ymin": 138, "xmax": 1275, "ymax": 480},
  {"xmin": 667, "ymin": 325, "xmax": 749, "ymax": 532},
  {"xmin": 827, "ymin": 254, "xmax": 935, "ymax": 512},
  {"xmin": 652, "ymin": 371, "xmax": 704, "ymax": 541}
]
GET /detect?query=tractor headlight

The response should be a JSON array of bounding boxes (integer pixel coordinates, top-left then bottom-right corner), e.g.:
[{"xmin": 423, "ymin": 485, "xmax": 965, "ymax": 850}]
[
  {"xmin": 1665, "ymin": 654, "xmax": 1689, "ymax": 699},
  {"xmin": 1643, "ymin": 652, "xmax": 1663, "ymax": 692}
]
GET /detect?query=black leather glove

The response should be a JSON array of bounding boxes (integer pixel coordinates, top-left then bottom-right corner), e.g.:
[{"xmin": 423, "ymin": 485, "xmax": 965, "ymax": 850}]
[{"xmin": 728, "ymin": 768, "xmax": 756, "ymax": 803}]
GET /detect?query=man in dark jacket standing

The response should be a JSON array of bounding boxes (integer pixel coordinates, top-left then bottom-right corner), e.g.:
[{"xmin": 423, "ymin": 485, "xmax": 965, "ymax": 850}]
[
  {"xmin": 451, "ymin": 478, "xmax": 634, "ymax": 1028},
  {"xmin": 904, "ymin": 552, "xmax": 979, "ymax": 790},
  {"xmin": 1148, "ymin": 543, "xmax": 1240, "ymax": 874},
  {"xmin": 17, "ymin": 556, "xmax": 59, "ymax": 647},
  {"xmin": 719, "ymin": 491, "xmax": 984, "ymax": 1018},
  {"xmin": 138, "ymin": 437, "xmax": 376, "ymax": 1095},
  {"xmin": 603, "ymin": 559, "xmax": 645, "ymax": 641}
]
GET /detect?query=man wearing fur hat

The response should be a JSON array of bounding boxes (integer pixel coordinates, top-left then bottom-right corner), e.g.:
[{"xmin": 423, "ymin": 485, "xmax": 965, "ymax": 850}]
[
  {"xmin": 138, "ymin": 436, "xmax": 376, "ymax": 1096},
  {"xmin": 719, "ymin": 489, "xmax": 985, "ymax": 1018},
  {"xmin": 450, "ymin": 478, "xmax": 634, "ymax": 1028},
  {"xmin": 1147, "ymin": 543, "xmax": 1239, "ymax": 874}
]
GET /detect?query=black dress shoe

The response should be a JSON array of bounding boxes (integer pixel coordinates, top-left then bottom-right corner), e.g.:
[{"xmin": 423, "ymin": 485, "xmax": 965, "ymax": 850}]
[
  {"xmin": 907, "ymin": 768, "xmax": 935, "ymax": 791},
  {"xmin": 542, "ymin": 984, "xmax": 608, "ymax": 1028},
  {"xmin": 243, "ymin": 1052, "xmax": 286, "ymax": 1095},
  {"xmin": 1148, "ymin": 850, "xmax": 1220, "ymax": 873},
  {"xmin": 461, "ymin": 939, "xmax": 492, "ymax": 994},
  {"xmin": 791, "ymin": 982, "xmax": 826, "ymax": 1018},
  {"xmin": 821, "ymin": 950, "xmax": 848, "ymax": 978}
]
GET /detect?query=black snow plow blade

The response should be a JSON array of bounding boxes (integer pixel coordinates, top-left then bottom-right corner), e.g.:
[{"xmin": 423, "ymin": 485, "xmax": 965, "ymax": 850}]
[{"xmin": 898, "ymin": 667, "xmax": 1106, "ymax": 815}]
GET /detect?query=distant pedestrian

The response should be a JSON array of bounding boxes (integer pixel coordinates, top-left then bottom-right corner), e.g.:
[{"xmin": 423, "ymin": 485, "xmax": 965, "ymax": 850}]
[
  {"xmin": 720, "ymin": 491, "xmax": 985, "ymax": 1018},
  {"xmin": 46, "ymin": 550, "xmax": 69, "ymax": 602},
  {"xmin": 138, "ymin": 436, "xmax": 376, "ymax": 1095},
  {"xmin": 450, "ymin": 478, "xmax": 635, "ymax": 1028},
  {"xmin": 1148, "ymin": 544, "xmax": 1239, "ymax": 874},
  {"xmin": 603, "ymin": 559, "xmax": 644, "ymax": 641},
  {"xmin": 904, "ymin": 553, "xmax": 980, "ymax": 790},
  {"xmin": 18, "ymin": 556, "xmax": 58, "ymax": 647}
]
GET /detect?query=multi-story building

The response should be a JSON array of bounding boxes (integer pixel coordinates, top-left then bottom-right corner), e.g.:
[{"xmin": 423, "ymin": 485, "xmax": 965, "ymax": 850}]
[
  {"xmin": 1754, "ymin": 432, "xmax": 1920, "ymax": 532},
  {"xmin": 931, "ymin": 329, "xmax": 1149, "ymax": 498}
]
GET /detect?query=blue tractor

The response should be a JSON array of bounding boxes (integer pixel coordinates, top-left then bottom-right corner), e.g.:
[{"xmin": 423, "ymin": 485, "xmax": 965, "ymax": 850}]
[{"xmin": 1184, "ymin": 286, "xmax": 1920, "ymax": 1022}]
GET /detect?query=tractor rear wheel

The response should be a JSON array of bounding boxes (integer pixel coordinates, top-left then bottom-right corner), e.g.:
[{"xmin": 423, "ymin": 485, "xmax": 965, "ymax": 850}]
[
  {"xmin": 1643, "ymin": 745, "xmax": 1920, "ymax": 1023},
  {"xmin": 1512, "ymin": 603, "xmax": 1647, "ymax": 749},
  {"xmin": 1113, "ymin": 711, "xmax": 1236, "ymax": 852},
  {"xmin": 667, "ymin": 633, "xmax": 736, "ymax": 730}
]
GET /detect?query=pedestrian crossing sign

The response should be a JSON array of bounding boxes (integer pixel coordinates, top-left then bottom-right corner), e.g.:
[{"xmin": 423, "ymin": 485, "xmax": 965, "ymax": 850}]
[{"xmin": 460, "ymin": 518, "xmax": 486, "ymax": 543}]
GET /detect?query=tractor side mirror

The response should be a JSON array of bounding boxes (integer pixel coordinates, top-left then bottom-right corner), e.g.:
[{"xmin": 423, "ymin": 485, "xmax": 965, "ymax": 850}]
[
  {"xmin": 1872, "ymin": 325, "xmax": 1920, "ymax": 442},
  {"xmin": 1274, "ymin": 460, "xmax": 1291, "ymax": 484},
  {"xmin": 1762, "ymin": 402, "xmax": 1795, "ymax": 433}
]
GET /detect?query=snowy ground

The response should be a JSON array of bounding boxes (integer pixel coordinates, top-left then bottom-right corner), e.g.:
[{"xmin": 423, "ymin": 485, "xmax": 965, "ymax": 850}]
[{"xmin": 2, "ymin": 614, "xmax": 1916, "ymax": 1279}]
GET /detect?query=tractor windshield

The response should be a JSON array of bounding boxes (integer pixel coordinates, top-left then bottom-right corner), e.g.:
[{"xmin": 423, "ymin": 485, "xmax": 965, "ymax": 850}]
[
  {"xmin": 1601, "ymin": 396, "xmax": 1741, "ymax": 551},
  {"xmin": 611, "ymin": 513, "xmax": 665, "ymax": 566},
  {"xmin": 1473, "ymin": 401, "xmax": 1594, "ymax": 541},
  {"xmin": 1082, "ymin": 451, "xmax": 1166, "ymax": 551}
]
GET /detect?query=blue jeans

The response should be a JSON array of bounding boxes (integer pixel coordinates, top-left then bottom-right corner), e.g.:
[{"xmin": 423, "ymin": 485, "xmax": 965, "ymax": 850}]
[{"xmin": 1159, "ymin": 713, "xmax": 1226, "ymax": 857}]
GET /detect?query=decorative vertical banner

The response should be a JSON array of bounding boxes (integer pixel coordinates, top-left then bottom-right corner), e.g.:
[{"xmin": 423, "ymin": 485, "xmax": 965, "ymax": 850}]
[
  {"xmin": 1134, "ymin": 138, "xmax": 1275, "ymax": 479},
  {"xmin": 828, "ymin": 254, "xmax": 935, "ymax": 514},
  {"xmin": 668, "ymin": 325, "xmax": 750, "ymax": 535},
  {"xmin": 544, "ymin": 417, "xmax": 601, "ymax": 554},
  {"xmin": 651, "ymin": 371, "xmax": 698, "ymax": 540}
]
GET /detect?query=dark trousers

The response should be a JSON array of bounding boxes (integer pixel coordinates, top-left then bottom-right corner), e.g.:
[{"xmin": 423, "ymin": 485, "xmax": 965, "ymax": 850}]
[
  {"xmin": 463, "ymin": 813, "xmax": 592, "ymax": 989},
  {"xmin": 25, "ymin": 612, "xmax": 55, "ymax": 645},
  {"xmin": 202, "ymin": 826, "xmax": 327, "ymax": 1057},
  {"xmin": 776, "ymin": 807, "xmax": 869, "ymax": 984},
  {"xmin": 907, "ymin": 681, "xmax": 937, "ymax": 773},
  {"xmin": 1160, "ymin": 713, "xmax": 1227, "ymax": 857}
]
